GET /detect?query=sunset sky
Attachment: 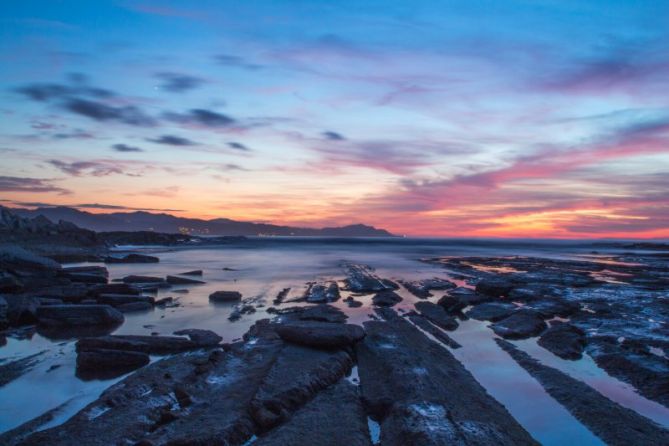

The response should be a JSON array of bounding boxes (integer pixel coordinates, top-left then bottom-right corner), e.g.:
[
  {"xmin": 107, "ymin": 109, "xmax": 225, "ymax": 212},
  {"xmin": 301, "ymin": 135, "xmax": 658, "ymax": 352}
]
[{"xmin": 1, "ymin": 1, "xmax": 668, "ymax": 238}]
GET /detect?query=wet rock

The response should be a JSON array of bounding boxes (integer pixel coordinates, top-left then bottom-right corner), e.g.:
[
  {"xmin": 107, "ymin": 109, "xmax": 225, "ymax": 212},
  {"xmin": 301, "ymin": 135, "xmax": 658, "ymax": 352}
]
[
  {"xmin": 490, "ymin": 310, "xmax": 547, "ymax": 339},
  {"xmin": 586, "ymin": 338, "xmax": 669, "ymax": 408},
  {"xmin": 525, "ymin": 299, "xmax": 580, "ymax": 318},
  {"xmin": 406, "ymin": 312, "xmax": 461, "ymax": 349},
  {"xmin": 36, "ymin": 304, "xmax": 124, "ymax": 327},
  {"xmin": 414, "ymin": 301, "xmax": 458, "ymax": 331},
  {"xmin": 275, "ymin": 321, "xmax": 365, "ymax": 349},
  {"xmin": 276, "ymin": 304, "xmax": 348, "ymax": 324},
  {"xmin": 96, "ymin": 293, "xmax": 155, "ymax": 306},
  {"xmin": 0, "ymin": 352, "xmax": 43, "ymax": 387},
  {"xmin": 344, "ymin": 263, "xmax": 397, "ymax": 292},
  {"xmin": 3, "ymin": 295, "xmax": 40, "ymax": 325},
  {"xmin": 356, "ymin": 316, "xmax": 538, "ymax": 445},
  {"xmin": 122, "ymin": 275, "xmax": 165, "ymax": 284},
  {"xmin": 466, "ymin": 302, "xmax": 517, "ymax": 322},
  {"xmin": 435, "ymin": 294, "xmax": 466, "ymax": 314},
  {"xmin": 344, "ymin": 296, "xmax": 363, "ymax": 307},
  {"xmin": 103, "ymin": 254, "xmax": 159, "ymax": 264},
  {"xmin": 400, "ymin": 278, "xmax": 456, "ymax": 299},
  {"xmin": 209, "ymin": 290, "xmax": 242, "ymax": 303},
  {"xmin": 88, "ymin": 283, "xmax": 141, "ymax": 297},
  {"xmin": 60, "ymin": 266, "xmax": 109, "ymax": 284},
  {"xmin": 303, "ymin": 281, "xmax": 340, "ymax": 303},
  {"xmin": 497, "ymin": 338, "xmax": 669, "ymax": 445},
  {"xmin": 166, "ymin": 275, "xmax": 205, "ymax": 285},
  {"xmin": 0, "ymin": 271, "xmax": 22, "ymax": 293},
  {"xmin": 62, "ymin": 265, "xmax": 108, "ymax": 276},
  {"xmin": 180, "ymin": 270, "xmax": 202, "ymax": 276},
  {"xmin": 445, "ymin": 287, "xmax": 491, "ymax": 306},
  {"xmin": 254, "ymin": 380, "xmax": 371, "ymax": 446},
  {"xmin": 475, "ymin": 277, "xmax": 515, "ymax": 298},
  {"xmin": 76, "ymin": 348, "xmax": 150, "ymax": 380},
  {"xmin": 372, "ymin": 290, "xmax": 402, "ymax": 307},
  {"xmin": 77, "ymin": 331, "xmax": 222, "ymax": 355},
  {"xmin": 0, "ymin": 245, "xmax": 61, "ymax": 273},
  {"xmin": 228, "ymin": 305, "xmax": 256, "ymax": 322},
  {"xmin": 537, "ymin": 322, "xmax": 586, "ymax": 360},
  {"xmin": 0, "ymin": 295, "xmax": 8, "ymax": 329},
  {"xmin": 273, "ymin": 287, "xmax": 290, "ymax": 305},
  {"xmin": 18, "ymin": 337, "xmax": 284, "ymax": 445},
  {"xmin": 173, "ymin": 329, "xmax": 223, "ymax": 346},
  {"xmin": 118, "ymin": 302, "xmax": 153, "ymax": 313},
  {"xmin": 249, "ymin": 343, "xmax": 353, "ymax": 432}
]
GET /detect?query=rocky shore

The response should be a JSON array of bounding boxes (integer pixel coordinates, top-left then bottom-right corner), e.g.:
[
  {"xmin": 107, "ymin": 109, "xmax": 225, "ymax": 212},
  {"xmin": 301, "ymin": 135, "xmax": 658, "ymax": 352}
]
[{"xmin": 1, "ymin": 207, "xmax": 669, "ymax": 444}]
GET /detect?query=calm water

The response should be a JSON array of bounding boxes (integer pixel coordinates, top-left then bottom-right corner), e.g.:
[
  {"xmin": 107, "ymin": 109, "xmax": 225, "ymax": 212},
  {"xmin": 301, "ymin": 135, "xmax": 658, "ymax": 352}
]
[{"xmin": 1, "ymin": 237, "xmax": 667, "ymax": 444}]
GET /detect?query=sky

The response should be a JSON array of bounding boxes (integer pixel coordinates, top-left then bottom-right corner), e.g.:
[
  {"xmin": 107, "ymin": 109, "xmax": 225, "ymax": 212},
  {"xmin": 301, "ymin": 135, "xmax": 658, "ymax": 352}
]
[{"xmin": 1, "ymin": 0, "xmax": 668, "ymax": 238}]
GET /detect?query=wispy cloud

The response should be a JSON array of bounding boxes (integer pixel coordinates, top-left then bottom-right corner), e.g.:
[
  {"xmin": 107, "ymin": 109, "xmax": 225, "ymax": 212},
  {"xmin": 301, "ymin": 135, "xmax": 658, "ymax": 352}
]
[
  {"xmin": 155, "ymin": 72, "xmax": 205, "ymax": 93},
  {"xmin": 0, "ymin": 176, "xmax": 70, "ymax": 194},
  {"xmin": 147, "ymin": 135, "xmax": 198, "ymax": 146}
]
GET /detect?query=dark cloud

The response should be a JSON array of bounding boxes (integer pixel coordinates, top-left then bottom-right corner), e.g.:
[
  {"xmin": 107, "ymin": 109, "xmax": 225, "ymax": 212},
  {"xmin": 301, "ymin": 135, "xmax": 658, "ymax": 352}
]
[
  {"xmin": 147, "ymin": 135, "xmax": 197, "ymax": 146},
  {"xmin": 0, "ymin": 176, "xmax": 70, "ymax": 194},
  {"xmin": 322, "ymin": 131, "xmax": 345, "ymax": 141},
  {"xmin": 6, "ymin": 200, "xmax": 184, "ymax": 212},
  {"xmin": 164, "ymin": 108, "xmax": 235, "ymax": 127},
  {"xmin": 112, "ymin": 143, "xmax": 143, "ymax": 152},
  {"xmin": 214, "ymin": 54, "xmax": 263, "ymax": 70},
  {"xmin": 15, "ymin": 77, "xmax": 156, "ymax": 127},
  {"xmin": 155, "ymin": 72, "xmax": 205, "ymax": 93},
  {"xmin": 217, "ymin": 163, "xmax": 247, "ymax": 171},
  {"xmin": 64, "ymin": 98, "xmax": 156, "ymax": 126},
  {"xmin": 52, "ymin": 129, "xmax": 94, "ymax": 140},
  {"xmin": 227, "ymin": 142, "xmax": 250, "ymax": 151},
  {"xmin": 49, "ymin": 160, "xmax": 125, "ymax": 176},
  {"xmin": 15, "ymin": 82, "xmax": 114, "ymax": 102}
]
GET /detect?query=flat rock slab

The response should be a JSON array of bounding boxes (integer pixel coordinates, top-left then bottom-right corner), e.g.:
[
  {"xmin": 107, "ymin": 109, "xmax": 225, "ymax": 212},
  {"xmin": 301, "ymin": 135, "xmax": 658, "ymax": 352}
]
[
  {"xmin": 117, "ymin": 302, "xmax": 152, "ymax": 313},
  {"xmin": 406, "ymin": 312, "xmax": 461, "ymax": 349},
  {"xmin": 585, "ymin": 338, "xmax": 669, "ymax": 408},
  {"xmin": 121, "ymin": 275, "xmax": 165, "ymax": 284},
  {"xmin": 275, "ymin": 321, "xmax": 365, "ymax": 349},
  {"xmin": 17, "ymin": 340, "xmax": 284, "ymax": 445},
  {"xmin": 400, "ymin": 278, "xmax": 456, "ymax": 298},
  {"xmin": 0, "ymin": 352, "xmax": 43, "ymax": 387},
  {"xmin": 180, "ymin": 270, "xmax": 203, "ymax": 276},
  {"xmin": 414, "ymin": 301, "xmax": 458, "ymax": 331},
  {"xmin": 490, "ymin": 310, "xmax": 547, "ymax": 339},
  {"xmin": 467, "ymin": 302, "xmax": 517, "ymax": 322},
  {"xmin": 88, "ymin": 283, "xmax": 141, "ymax": 296},
  {"xmin": 537, "ymin": 322, "xmax": 586, "ymax": 360},
  {"xmin": 250, "ymin": 343, "xmax": 353, "ymax": 431},
  {"xmin": 209, "ymin": 290, "xmax": 242, "ymax": 303},
  {"xmin": 475, "ymin": 277, "xmax": 516, "ymax": 298},
  {"xmin": 372, "ymin": 290, "xmax": 403, "ymax": 307},
  {"xmin": 254, "ymin": 380, "xmax": 371, "ymax": 446},
  {"xmin": 166, "ymin": 275, "xmax": 205, "ymax": 285},
  {"xmin": 173, "ymin": 329, "xmax": 223, "ymax": 346},
  {"xmin": 344, "ymin": 263, "xmax": 397, "ymax": 292},
  {"xmin": 497, "ymin": 339, "xmax": 669, "ymax": 445},
  {"xmin": 96, "ymin": 294, "xmax": 155, "ymax": 307},
  {"xmin": 275, "ymin": 304, "xmax": 348, "ymax": 323},
  {"xmin": 104, "ymin": 254, "xmax": 159, "ymax": 264},
  {"xmin": 76, "ymin": 331, "xmax": 222, "ymax": 354},
  {"xmin": 36, "ymin": 305, "xmax": 124, "ymax": 327},
  {"xmin": 356, "ymin": 315, "xmax": 538, "ymax": 445},
  {"xmin": 76, "ymin": 348, "xmax": 150, "ymax": 380}
]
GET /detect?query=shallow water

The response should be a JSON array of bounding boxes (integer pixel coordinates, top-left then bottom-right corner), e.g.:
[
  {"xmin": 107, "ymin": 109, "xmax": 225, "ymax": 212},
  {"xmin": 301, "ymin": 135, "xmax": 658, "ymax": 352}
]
[{"xmin": 0, "ymin": 238, "xmax": 666, "ymax": 442}]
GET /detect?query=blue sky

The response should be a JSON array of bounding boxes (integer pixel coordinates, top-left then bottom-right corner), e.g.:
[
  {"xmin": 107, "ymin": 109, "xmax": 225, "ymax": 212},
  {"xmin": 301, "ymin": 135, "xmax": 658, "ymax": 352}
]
[{"xmin": 1, "ymin": 0, "xmax": 668, "ymax": 237}]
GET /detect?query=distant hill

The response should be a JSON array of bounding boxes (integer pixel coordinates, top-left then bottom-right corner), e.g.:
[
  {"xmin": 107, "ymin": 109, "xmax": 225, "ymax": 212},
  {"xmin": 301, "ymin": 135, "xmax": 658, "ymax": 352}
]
[{"xmin": 12, "ymin": 206, "xmax": 396, "ymax": 237}]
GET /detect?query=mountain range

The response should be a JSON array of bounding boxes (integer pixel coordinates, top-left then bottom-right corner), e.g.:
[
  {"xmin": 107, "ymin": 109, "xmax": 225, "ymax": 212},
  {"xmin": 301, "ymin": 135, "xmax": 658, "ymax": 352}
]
[{"xmin": 11, "ymin": 206, "xmax": 395, "ymax": 237}]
